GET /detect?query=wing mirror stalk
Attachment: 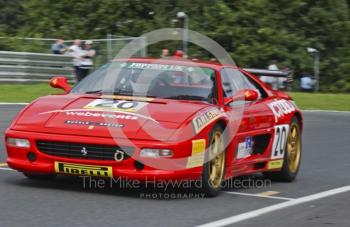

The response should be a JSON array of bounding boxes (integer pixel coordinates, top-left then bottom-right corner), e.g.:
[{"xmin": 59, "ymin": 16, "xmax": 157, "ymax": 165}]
[
  {"xmin": 224, "ymin": 89, "xmax": 258, "ymax": 106},
  {"xmin": 50, "ymin": 77, "xmax": 72, "ymax": 93}
]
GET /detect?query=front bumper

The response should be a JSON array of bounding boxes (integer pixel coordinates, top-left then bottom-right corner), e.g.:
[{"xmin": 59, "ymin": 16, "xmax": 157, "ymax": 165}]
[{"xmin": 5, "ymin": 129, "xmax": 203, "ymax": 181}]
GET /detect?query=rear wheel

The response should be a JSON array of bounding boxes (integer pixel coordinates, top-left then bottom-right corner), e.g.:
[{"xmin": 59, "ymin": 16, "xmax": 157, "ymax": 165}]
[
  {"xmin": 264, "ymin": 116, "xmax": 302, "ymax": 181},
  {"xmin": 23, "ymin": 172, "xmax": 57, "ymax": 180},
  {"xmin": 201, "ymin": 125, "xmax": 226, "ymax": 197}
]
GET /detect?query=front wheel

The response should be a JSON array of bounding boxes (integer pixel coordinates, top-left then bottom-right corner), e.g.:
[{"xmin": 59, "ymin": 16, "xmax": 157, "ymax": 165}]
[
  {"xmin": 201, "ymin": 125, "xmax": 226, "ymax": 197},
  {"xmin": 264, "ymin": 116, "xmax": 302, "ymax": 182}
]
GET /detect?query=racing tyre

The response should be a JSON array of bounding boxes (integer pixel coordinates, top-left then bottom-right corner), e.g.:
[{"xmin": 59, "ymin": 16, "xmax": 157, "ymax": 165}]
[
  {"xmin": 23, "ymin": 172, "xmax": 57, "ymax": 180},
  {"xmin": 263, "ymin": 116, "xmax": 302, "ymax": 182},
  {"xmin": 201, "ymin": 125, "xmax": 226, "ymax": 197}
]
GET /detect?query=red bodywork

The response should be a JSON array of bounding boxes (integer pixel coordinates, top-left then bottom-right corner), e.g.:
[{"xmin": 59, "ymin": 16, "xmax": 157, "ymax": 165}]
[{"xmin": 5, "ymin": 58, "xmax": 303, "ymax": 181}]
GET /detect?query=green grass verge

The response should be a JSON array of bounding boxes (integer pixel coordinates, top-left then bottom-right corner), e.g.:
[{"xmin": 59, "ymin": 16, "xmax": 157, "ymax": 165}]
[
  {"xmin": 0, "ymin": 83, "xmax": 64, "ymax": 103},
  {"xmin": 288, "ymin": 92, "xmax": 350, "ymax": 111},
  {"xmin": 0, "ymin": 84, "xmax": 349, "ymax": 111}
]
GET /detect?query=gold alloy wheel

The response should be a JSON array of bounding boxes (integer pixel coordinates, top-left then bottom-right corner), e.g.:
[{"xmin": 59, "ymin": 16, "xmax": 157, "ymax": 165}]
[
  {"xmin": 287, "ymin": 123, "xmax": 301, "ymax": 173},
  {"xmin": 209, "ymin": 131, "xmax": 225, "ymax": 189}
]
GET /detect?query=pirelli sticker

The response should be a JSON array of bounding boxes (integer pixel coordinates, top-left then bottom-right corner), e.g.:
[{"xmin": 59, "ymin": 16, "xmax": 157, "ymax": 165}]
[
  {"xmin": 267, "ymin": 159, "xmax": 284, "ymax": 170},
  {"xmin": 54, "ymin": 162, "xmax": 113, "ymax": 177},
  {"xmin": 268, "ymin": 99, "xmax": 295, "ymax": 122},
  {"xmin": 192, "ymin": 108, "xmax": 221, "ymax": 134},
  {"xmin": 186, "ymin": 139, "xmax": 206, "ymax": 168}
]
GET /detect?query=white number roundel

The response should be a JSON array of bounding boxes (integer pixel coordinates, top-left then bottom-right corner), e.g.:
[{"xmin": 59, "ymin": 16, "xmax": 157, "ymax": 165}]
[{"xmin": 271, "ymin": 124, "xmax": 289, "ymax": 159}]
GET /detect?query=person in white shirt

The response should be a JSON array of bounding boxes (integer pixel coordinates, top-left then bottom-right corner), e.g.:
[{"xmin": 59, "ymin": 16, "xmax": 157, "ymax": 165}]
[
  {"xmin": 260, "ymin": 60, "xmax": 287, "ymax": 90},
  {"xmin": 267, "ymin": 60, "xmax": 279, "ymax": 90},
  {"xmin": 260, "ymin": 60, "xmax": 278, "ymax": 89},
  {"xmin": 67, "ymin": 39, "xmax": 83, "ymax": 81},
  {"xmin": 300, "ymin": 74, "xmax": 315, "ymax": 92},
  {"xmin": 79, "ymin": 40, "xmax": 96, "ymax": 81}
]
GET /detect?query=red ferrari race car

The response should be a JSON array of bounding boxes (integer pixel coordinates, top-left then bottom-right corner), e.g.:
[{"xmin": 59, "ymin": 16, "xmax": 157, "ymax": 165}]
[{"xmin": 5, "ymin": 58, "xmax": 302, "ymax": 197}]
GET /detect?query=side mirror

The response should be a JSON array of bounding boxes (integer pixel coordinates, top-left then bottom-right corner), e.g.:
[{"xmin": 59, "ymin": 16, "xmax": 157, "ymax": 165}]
[
  {"xmin": 50, "ymin": 77, "xmax": 71, "ymax": 93},
  {"xmin": 244, "ymin": 89, "xmax": 259, "ymax": 101},
  {"xmin": 224, "ymin": 89, "xmax": 259, "ymax": 105}
]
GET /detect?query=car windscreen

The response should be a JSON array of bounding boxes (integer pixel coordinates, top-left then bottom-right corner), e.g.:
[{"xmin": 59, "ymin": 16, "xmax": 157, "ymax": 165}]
[{"xmin": 71, "ymin": 62, "xmax": 217, "ymax": 103}]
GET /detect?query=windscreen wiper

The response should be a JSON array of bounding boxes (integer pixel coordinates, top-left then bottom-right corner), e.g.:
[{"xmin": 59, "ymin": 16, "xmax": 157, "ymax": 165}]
[
  {"xmin": 85, "ymin": 90, "xmax": 103, "ymax": 94},
  {"xmin": 86, "ymin": 89, "xmax": 156, "ymax": 99},
  {"xmin": 113, "ymin": 88, "xmax": 133, "ymax": 96},
  {"xmin": 112, "ymin": 89, "xmax": 155, "ymax": 98},
  {"xmin": 85, "ymin": 89, "xmax": 121, "ymax": 95},
  {"xmin": 165, "ymin": 95, "xmax": 207, "ymax": 101}
]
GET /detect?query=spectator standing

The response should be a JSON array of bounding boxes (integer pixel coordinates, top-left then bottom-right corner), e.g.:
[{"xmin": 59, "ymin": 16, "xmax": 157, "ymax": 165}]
[
  {"xmin": 300, "ymin": 74, "xmax": 315, "ymax": 92},
  {"xmin": 261, "ymin": 60, "xmax": 277, "ymax": 89},
  {"xmin": 51, "ymin": 39, "xmax": 67, "ymax": 54},
  {"xmin": 266, "ymin": 60, "xmax": 279, "ymax": 90},
  {"xmin": 277, "ymin": 67, "xmax": 289, "ymax": 91},
  {"xmin": 79, "ymin": 40, "xmax": 96, "ymax": 81},
  {"xmin": 67, "ymin": 39, "xmax": 83, "ymax": 81},
  {"xmin": 268, "ymin": 60, "xmax": 279, "ymax": 71}
]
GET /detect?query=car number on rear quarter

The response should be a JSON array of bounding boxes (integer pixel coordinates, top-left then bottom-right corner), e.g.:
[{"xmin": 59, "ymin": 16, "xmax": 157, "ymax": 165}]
[{"xmin": 271, "ymin": 124, "xmax": 289, "ymax": 159}]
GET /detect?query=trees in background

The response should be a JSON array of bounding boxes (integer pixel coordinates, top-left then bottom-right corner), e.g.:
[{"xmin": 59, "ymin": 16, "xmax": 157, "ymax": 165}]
[{"xmin": 0, "ymin": 0, "xmax": 349, "ymax": 92}]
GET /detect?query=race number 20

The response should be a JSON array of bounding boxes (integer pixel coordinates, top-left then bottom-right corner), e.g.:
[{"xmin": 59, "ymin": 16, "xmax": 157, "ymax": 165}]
[
  {"xmin": 271, "ymin": 124, "xmax": 290, "ymax": 159},
  {"xmin": 84, "ymin": 99, "xmax": 148, "ymax": 112}
]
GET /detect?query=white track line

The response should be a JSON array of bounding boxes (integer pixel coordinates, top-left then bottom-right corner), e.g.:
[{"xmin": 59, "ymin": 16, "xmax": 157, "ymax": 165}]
[
  {"xmin": 197, "ymin": 186, "xmax": 350, "ymax": 227},
  {"xmin": 302, "ymin": 110, "xmax": 350, "ymax": 113},
  {"xmin": 224, "ymin": 191, "xmax": 294, "ymax": 201},
  {"xmin": 0, "ymin": 102, "xmax": 28, "ymax": 105},
  {"xmin": 0, "ymin": 167, "xmax": 15, "ymax": 171}
]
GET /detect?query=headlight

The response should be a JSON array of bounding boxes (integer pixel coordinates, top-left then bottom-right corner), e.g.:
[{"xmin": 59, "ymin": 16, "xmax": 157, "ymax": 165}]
[
  {"xmin": 6, "ymin": 138, "xmax": 30, "ymax": 148},
  {"xmin": 140, "ymin": 148, "xmax": 173, "ymax": 158}
]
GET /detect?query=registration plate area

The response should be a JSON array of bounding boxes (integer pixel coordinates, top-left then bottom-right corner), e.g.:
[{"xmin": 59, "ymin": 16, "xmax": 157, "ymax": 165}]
[{"xmin": 54, "ymin": 162, "xmax": 112, "ymax": 177}]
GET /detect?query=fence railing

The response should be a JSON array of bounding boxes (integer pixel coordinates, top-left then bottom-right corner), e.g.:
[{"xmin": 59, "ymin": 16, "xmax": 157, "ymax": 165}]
[
  {"xmin": 0, "ymin": 51, "xmax": 75, "ymax": 83},
  {"xmin": 0, "ymin": 36, "xmax": 148, "ymax": 68}
]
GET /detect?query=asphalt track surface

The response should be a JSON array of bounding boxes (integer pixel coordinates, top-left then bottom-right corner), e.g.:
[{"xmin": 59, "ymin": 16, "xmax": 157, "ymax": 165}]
[{"xmin": 0, "ymin": 105, "xmax": 349, "ymax": 227}]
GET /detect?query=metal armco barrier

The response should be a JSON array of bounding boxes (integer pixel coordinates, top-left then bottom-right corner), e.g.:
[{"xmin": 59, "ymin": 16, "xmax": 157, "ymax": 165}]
[{"xmin": 0, "ymin": 51, "xmax": 75, "ymax": 83}]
